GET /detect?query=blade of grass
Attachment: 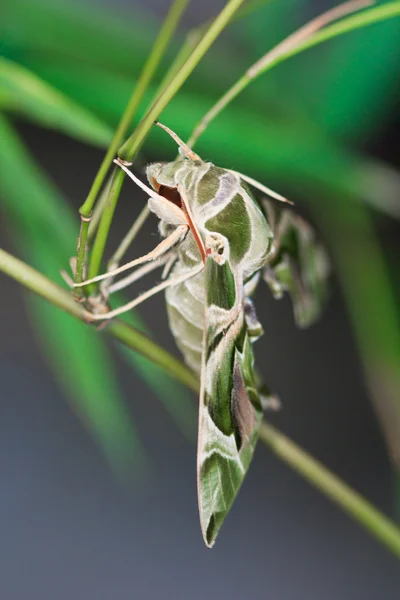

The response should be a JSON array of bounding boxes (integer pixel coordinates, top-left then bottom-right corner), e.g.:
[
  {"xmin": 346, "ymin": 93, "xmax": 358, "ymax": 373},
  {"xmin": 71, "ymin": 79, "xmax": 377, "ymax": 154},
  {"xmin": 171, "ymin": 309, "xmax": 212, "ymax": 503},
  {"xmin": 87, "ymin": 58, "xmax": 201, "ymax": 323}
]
[
  {"xmin": 0, "ymin": 114, "xmax": 190, "ymax": 471},
  {"xmin": 0, "ymin": 116, "xmax": 145, "ymax": 478},
  {"xmin": 1, "ymin": 246, "xmax": 400, "ymax": 558},
  {"xmin": 25, "ymin": 54, "xmax": 400, "ymax": 222},
  {"xmin": 188, "ymin": 0, "xmax": 400, "ymax": 147},
  {"xmin": 1, "ymin": 0, "xmax": 155, "ymax": 74},
  {"xmin": 0, "ymin": 58, "xmax": 113, "ymax": 146},
  {"xmin": 308, "ymin": 192, "xmax": 400, "ymax": 468}
]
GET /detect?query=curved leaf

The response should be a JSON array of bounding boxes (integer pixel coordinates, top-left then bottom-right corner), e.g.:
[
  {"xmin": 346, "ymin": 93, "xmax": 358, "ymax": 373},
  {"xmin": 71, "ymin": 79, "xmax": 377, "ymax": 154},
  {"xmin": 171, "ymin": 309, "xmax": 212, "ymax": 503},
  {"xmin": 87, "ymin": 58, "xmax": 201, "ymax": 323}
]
[
  {"xmin": 0, "ymin": 114, "xmax": 144, "ymax": 476},
  {"xmin": 0, "ymin": 58, "xmax": 113, "ymax": 146}
]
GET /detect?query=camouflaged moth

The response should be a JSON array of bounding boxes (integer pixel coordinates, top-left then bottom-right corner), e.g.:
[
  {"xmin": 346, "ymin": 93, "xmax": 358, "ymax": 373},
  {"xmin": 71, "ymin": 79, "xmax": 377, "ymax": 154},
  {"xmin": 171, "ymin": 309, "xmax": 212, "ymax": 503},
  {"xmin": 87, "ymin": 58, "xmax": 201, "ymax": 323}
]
[{"xmin": 75, "ymin": 122, "xmax": 329, "ymax": 547}]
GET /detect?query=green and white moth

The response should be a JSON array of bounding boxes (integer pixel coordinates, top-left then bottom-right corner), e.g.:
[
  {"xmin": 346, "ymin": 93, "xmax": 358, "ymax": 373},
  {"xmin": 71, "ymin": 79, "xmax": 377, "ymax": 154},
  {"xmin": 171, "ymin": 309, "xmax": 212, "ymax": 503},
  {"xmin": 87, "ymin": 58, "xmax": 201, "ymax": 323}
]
[{"xmin": 75, "ymin": 122, "xmax": 329, "ymax": 547}]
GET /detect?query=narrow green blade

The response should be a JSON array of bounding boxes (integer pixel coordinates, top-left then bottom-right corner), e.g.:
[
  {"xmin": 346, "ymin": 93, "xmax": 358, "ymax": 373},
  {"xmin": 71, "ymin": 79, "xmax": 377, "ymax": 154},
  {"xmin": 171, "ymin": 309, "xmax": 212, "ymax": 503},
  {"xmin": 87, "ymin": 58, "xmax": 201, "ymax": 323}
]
[
  {"xmin": 0, "ymin": 58, "xmax": 113, "ymax": 146},
  {"xmin": 0, "ymin": 114, "xmax": 145, "ymax": 476}
]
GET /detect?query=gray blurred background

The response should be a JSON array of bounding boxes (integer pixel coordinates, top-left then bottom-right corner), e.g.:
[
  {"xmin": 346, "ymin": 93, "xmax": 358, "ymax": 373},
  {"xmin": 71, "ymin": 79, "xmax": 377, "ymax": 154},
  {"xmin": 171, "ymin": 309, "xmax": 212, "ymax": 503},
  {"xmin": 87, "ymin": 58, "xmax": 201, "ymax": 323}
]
[{"xmin": 1, "ymin": 0, "xmax": 400, "ymax": 598}]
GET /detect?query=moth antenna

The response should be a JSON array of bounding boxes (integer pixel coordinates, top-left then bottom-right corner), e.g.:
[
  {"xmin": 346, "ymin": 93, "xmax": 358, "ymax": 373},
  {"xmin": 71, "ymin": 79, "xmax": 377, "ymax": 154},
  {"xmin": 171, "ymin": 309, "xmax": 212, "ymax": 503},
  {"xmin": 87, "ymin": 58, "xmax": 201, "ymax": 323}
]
[
  {"xmin": 227, "ymin": 169, "xmax": 294, "ymax": 205},
  {"xmin": 154, "ymin": 121, "xmax": 202, "ymax": 161},
  {"xmin": 247, "ymin": 0, "xmax": 374, "ymax": 78}
]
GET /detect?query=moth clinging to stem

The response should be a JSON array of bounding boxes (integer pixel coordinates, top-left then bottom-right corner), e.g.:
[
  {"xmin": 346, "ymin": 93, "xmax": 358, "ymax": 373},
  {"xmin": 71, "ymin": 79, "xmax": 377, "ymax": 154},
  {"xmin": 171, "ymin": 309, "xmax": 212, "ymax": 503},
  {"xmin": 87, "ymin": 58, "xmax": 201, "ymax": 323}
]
[
  {"xmin": 70, "ymin": 0, "xmax": 374, "ymax": 551},
  {"xmin": 74, "ymin": 121, "xmax": 329, "ymax": 547}
]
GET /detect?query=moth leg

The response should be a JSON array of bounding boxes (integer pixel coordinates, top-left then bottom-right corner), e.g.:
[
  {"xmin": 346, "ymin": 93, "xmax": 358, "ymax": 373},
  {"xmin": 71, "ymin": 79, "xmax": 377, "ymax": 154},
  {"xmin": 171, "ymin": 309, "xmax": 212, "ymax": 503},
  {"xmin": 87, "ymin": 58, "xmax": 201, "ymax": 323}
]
[
  {"xmin": 226, "ymin": 169, "xmax": 293, "ymax": 205},
  {"xmin": 73, "ymin": 224, "xmax": 189, "ymax": 288},
  {"xmin": 85, "ymin": 262, "xmax": 204, "ymax": 321},
  {"xmin": 107, "ymin": 205, "xmax": 151, "ymax": 274},
  {"xmin": 107, "ymin": 253, "xmax": 171, "ymax": 295}
]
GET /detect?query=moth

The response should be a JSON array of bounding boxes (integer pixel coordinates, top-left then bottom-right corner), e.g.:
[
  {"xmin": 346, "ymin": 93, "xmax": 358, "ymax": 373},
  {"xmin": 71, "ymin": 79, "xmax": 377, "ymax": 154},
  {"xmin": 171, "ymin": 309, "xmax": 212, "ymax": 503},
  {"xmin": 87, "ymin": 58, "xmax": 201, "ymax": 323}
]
[{"xmin": 75, "ymin": 122, "xmax": 329, "ymax": 547}]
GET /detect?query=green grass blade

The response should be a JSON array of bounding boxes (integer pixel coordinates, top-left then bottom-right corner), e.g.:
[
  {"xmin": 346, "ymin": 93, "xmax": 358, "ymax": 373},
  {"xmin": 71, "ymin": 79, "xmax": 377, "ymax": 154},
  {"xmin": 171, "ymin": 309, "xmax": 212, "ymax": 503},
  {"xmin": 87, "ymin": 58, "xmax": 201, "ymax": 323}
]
[
  {"xmin": 188, "ymin": 1, "xmax": 400, "ymax": 149},
  {"xmin": 0, "ymin": 112, "xmax": 194, "ymax": 459},
  {"xmin": 1, "ymin": 0, "xmax": 154, "ymax": 74},
  {"xmin": 0, "ymin": 58, "xmax": 113, "ymax": 146},
  {"xmin": 291, "ymin": 0, "xmax": 400, "ymax": 139},
  {"xmin": 24, "ymin": 56, "xmax": 400, "ymax": 222},
  {"xmin": 308, "ymin": 193, "xmax": 400, "ymax": 470},
  {"xmin": 0, "ymin": 115, "xmax": 147, "ymax": 476}
]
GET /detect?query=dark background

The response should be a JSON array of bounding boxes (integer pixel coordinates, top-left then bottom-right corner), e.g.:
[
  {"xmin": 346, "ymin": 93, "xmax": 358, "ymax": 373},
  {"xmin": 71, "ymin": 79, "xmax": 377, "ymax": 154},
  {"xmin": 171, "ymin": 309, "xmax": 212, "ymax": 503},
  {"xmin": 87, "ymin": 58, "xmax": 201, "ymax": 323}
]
[{"xmin": 1, "ymin": 0, "xmax": 400, "ymax": 598}]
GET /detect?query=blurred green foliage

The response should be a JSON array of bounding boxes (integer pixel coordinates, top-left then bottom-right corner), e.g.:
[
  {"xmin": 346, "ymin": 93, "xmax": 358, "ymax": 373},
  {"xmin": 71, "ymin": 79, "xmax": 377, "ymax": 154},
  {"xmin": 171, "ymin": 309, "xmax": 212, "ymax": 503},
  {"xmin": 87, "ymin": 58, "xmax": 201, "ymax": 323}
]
[{"xmin": 0, "ymin": 0, "xmax": 399, "ymax": 481}]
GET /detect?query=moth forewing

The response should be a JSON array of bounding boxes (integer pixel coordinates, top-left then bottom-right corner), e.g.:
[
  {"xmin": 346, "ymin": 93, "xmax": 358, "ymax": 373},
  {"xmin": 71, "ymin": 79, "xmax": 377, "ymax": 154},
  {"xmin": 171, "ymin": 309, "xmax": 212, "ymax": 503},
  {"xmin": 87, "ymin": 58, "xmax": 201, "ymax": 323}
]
[{"xmin": 197, "ymin": 227, "xmax": 263, "ymax": 547}]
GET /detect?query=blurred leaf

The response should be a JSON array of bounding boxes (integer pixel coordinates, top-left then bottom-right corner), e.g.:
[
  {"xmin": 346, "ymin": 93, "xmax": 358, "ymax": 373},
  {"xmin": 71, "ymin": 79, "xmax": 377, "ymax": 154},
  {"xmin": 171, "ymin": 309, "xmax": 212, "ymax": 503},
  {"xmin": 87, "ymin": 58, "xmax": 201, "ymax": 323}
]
[
  {"xmin": 1, "ymin": 0, "xmax": 154, "ymax": 74},
  {"xmin": 308, "ymin": 191, "xmax": 400, "ymax": 470},
  {"xmin": 0, "ymin": 58, "xmax": 113, "ymax": 146},
  {"xmin": 0, "ymin": 115, "xmax": 145, "ymax": 476},
  {"xmin": 289, "ymin": 0, "xmax": 400, "ymax": 140},
  {"xmin": 22, "ymin": 49, "xmax": 400, "ymax": 221},
  {"xmin": 0, "ymin": 111, "xmax": 195, "ymax": 456},
  {"xmin": 241, "ymin": 0, "xmax": 400, "ymax": 141}
]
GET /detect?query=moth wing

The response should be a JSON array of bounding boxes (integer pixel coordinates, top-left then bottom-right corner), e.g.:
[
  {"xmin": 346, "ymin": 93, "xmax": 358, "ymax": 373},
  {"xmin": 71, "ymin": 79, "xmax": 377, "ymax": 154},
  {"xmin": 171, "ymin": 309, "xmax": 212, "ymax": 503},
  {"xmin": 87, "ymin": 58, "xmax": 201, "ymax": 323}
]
[
  {"xmin": 262, "ymin": 199, "xmax": 330, "ymax": 328},
  {"xmin": 197, "ymin": 257, "xmax": 262, "ymax": 548}
]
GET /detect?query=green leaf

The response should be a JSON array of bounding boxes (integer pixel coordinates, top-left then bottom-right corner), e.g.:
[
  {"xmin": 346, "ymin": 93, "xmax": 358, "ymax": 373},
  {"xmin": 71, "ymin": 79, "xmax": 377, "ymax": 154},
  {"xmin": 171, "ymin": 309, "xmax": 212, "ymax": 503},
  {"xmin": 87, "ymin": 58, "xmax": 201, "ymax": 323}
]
[
  {"xmin": 308, "ymin": 191, "xmax": 400, "ymax": 470},
  {"xmin": 0, "ymin": 112, "xmax": 195, "ymax": 465},
  {"xmin": 288, "ymin": 0, "xmax": 400, "ymax": 140},
  {"xmin": 0, "ymin": 114, "xmax": 146, "ymax": 476},
  {"xmin": 0, "ymin": 58, "xmax": 113, "ymax": 146},
  {"xmin": 1, "ymin": 0, "xmax": 154, "ymax": 75}
]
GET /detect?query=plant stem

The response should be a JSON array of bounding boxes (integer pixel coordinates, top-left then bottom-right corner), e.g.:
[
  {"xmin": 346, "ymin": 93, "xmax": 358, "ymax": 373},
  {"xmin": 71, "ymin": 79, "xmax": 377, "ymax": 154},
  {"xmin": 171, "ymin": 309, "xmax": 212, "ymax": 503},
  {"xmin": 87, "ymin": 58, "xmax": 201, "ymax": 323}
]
[
  {"xmin": 0, "ymin": 247, "xmax": 199, "ymax": 391},
  {"xmin": 118, "ymin": 0, "xmax": 246, "ymax": 162},
  {"xmin": 76, "ymin": 0, "xmax": 189, "ymax": 288},
  {"xmin": 87, "ymin": 174, "xmax": 114, "ymax": 243},
  {"xmin": 2, "ymin": 246, "xmax": 400, "ymax": 559},
  {"xmin": 259, "ymin": 422, "xmax": 400, "ymax": 559},
  {"xmin": 86, "ymin": 166, "xmax": 125, "ymax": 287},
  {"xmin": 187, "ymin": 0, "xmax": 400, "ymax": 147},
  {"xmin": 73, "ymin": 214, "xmax": 92, "ymax": 297}
]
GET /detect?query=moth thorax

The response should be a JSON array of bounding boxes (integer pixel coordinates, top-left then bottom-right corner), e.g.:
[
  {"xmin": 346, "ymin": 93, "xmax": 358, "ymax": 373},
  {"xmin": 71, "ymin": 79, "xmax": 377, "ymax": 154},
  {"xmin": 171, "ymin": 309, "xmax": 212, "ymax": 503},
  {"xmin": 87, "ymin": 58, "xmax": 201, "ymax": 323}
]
[{"xmin": 205, "ymin": 232, "xmax": 229, "ymax": 265}]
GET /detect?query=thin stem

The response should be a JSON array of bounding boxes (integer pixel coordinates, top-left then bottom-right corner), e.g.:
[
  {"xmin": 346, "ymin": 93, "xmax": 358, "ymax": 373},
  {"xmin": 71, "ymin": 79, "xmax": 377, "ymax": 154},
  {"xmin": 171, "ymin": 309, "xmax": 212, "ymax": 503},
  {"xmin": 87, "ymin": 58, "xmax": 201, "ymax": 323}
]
[
  {"xmin": 77, "ymin": 0, "xmax": 189, "ymax": 286},
  {"xmin": 259, "ymin": 422, "xmax": 400, "ymax": 559},
  {"xmin": 0, "ymin": 247, "xmax": 198, "ymax": 391},
  {"xmin": 118, "ymin": 0, "xmax": 246, "ymax": 161},
  {"xmin": 1, "ymin": 246, "xmax": 400, "ymax": 558},
  {"xmin": 74, "ymin": 213, "xmax": 92, "ymax": 297},
  {"xmin": 87, "ymin": 174, "xmax": 114, "ymax": 243},
  {"xmin": 86, "ymin": 166, "xmax": 125, "ymax": 289},
  {"xmin": 188, "ymin": 0, "xmax": 400, "ymax": 147}
]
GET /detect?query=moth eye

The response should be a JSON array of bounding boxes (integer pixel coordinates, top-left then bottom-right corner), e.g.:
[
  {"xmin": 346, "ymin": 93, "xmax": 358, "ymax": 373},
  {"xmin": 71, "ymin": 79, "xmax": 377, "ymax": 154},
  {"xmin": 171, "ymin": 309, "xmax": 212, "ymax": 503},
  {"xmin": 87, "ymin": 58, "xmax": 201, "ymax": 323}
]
[{"xmin": 217, "ymin": 247, "xmax": 224, "ymax": 255}]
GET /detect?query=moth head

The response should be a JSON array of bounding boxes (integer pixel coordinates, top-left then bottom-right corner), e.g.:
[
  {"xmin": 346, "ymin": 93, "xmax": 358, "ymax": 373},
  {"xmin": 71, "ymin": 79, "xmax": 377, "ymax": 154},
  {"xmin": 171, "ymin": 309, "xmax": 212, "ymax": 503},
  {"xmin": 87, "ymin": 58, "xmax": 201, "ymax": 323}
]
[
  {"xmin": 146, "ymin": 161, "xmax": 184, "ymax": 210},
  {"xmin": 205, "ymin": 232, "xmax": 230, "ymax": 265}
]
